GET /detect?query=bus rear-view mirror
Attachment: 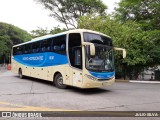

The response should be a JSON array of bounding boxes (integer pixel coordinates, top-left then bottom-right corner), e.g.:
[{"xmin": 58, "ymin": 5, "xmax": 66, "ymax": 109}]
[
  {"xmin": 114, "ymin": 47, "xmax": 126, "ymax": 58},
  {"xmin": 90, "ymin": 44, "xmax": 95, "ymax": 56},
  {"xmin": 82, "ymin": 42, "xmax": 95, "ymax": 56}
]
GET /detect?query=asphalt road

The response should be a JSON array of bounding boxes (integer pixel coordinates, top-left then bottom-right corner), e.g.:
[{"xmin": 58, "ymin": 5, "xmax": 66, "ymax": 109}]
[{"xmin": 0, "ymin": 69, "xmax": 160, "ymax": 120}]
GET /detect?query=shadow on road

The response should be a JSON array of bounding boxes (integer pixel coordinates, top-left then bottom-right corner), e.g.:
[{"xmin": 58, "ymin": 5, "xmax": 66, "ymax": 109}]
[
  {"xmin": 67, "ymin": 87, "xmax": 111, "ymax": 95},
  {"xmin": 14, "ymin": 75, "xmax": 111, "ymax": 94},
  {"xmin": 15, "ymin": 75, "xmax": 53, "ymax": 86}
]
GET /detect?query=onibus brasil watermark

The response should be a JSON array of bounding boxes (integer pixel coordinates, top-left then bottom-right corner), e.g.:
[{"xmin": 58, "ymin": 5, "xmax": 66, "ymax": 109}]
[{"xmin": 1, "ymin": 112, "xmax": 44, "ymax": 119}]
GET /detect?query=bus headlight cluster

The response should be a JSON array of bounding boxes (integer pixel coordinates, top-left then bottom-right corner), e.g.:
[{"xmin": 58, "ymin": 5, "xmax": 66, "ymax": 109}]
[{"xmin": 85, "ymin": 74, "xmax": 97, "ymax": 81}]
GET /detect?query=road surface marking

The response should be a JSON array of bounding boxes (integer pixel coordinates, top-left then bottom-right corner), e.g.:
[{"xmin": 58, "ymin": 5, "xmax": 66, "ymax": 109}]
[{"xmin": 0, "ymin": 101, "xmax": 78, "ymax": 111}]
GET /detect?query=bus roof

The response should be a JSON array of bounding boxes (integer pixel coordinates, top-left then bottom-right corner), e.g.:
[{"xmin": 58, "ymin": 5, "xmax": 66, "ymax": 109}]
[{"xmin": 13, "ymin": 29, "xmax": 111, "ymax": 47}]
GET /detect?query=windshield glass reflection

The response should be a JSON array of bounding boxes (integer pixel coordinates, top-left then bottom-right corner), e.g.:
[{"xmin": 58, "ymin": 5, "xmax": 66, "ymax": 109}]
[{"xmin": 86, "ymin": 44, "xmax": 114, "ymax": 72}]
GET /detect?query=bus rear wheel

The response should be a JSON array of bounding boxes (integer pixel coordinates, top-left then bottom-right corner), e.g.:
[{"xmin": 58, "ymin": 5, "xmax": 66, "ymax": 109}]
[
  {"xmin": 54, "ymin": 74, "xmax": 67, "ymax": 89},
  {"xmin": 18, "ymin": 68, "xmax": 23, "ymax": 79}
]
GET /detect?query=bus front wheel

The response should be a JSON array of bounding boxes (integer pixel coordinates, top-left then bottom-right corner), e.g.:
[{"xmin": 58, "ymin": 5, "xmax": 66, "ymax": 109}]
[
  {"xmin": 54, "ymin": 74, "xmax": 67, "ymax": 89},
  {"xmin": 19, "ymin": 68, "xmax": 23, "ymax": 79}
]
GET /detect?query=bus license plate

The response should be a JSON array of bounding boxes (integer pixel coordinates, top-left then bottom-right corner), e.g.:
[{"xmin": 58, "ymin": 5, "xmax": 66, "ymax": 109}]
[{"xmin": 102, "ymin": 82, "xmax": 108, "ymax": 86}]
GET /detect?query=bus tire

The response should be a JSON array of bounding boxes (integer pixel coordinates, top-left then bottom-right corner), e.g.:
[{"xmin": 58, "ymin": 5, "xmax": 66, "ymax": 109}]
[
  {"xmin": 18, "ymin": 68, "xmax": 23, "ymax": 79},
  {"xmin": 54, "ymin": 73, "xmax": 67, "ymax": 89}
]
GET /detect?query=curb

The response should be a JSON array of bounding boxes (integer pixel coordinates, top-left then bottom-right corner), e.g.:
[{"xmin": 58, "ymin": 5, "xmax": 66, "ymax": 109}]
[
  {"xmin": 130, "ymin": 80, "xmax": 160, "ymax": 84},
  {"xmin": 115, "ymin": 80, "xmax": 160, "ymax": 84},
  {"xmin": 115, "ymin": 80, "xmax": 129, "ymax": 82}
]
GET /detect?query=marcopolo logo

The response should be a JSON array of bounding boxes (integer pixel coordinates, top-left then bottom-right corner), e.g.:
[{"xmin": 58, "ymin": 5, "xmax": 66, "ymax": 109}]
[{"xmin": 85, "ymin": 74, "xmax": 97, "ymax": 81}]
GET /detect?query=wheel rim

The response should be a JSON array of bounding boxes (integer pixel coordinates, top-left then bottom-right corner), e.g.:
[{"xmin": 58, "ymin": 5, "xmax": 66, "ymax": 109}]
[{"xmin": 57, "ymin": 77, "xmax": 63, "ymax": 86}]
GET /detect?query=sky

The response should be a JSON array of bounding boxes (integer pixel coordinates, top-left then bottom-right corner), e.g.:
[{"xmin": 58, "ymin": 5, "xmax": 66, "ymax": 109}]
[{"xmin": 0, "ymin": 0, "xmax": 120, "ymax": 33}]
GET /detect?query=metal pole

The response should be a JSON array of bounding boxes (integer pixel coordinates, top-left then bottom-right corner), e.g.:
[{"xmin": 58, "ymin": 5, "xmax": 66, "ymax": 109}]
[
  {"xmin": 3, "ymin": 55, "xmax": 5, "ymax": 67},
  {"xmin": 9, "ymin": 53, "xmax": 10, "ymax": 64}
]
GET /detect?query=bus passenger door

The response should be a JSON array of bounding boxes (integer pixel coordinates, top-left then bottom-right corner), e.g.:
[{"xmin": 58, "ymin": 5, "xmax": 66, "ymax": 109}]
[
  {"xmin": 70, "ymin": 47, "xmax": 83, "ymax": 86},
  {"xmin": 68, "ymin": 33, "xmax": 83, "ymax": 87}
]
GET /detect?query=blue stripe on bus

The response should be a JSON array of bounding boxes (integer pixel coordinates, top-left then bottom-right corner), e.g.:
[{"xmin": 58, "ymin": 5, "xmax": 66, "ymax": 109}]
[
  {"xmin": 13, "ymin": 52, "xmax": 68, "ymax": 67},
  {"xmin": 89, "ymin": 71, "xmax": 115, "ymax": 79}
]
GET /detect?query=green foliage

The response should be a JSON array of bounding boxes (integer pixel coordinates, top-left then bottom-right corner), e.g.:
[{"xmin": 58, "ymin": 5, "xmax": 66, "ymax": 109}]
[
  {"xmin": 0, "ymin": 36, "xmax": 10, "ymax": 54},
  {"xmin": 50, "ymin": 26, "xmax": 66, "ymax": 34},
  {"xmin": 114, "ymin": 0, "xmax": 160, "ymax": 78},
  {"xmin": 79, "ymin": 15, "xmax": 151, "ymax": 65},
  {"xmin": 115, "ymin": 0, "xmax": 160, "ymax": 30},
  {"xmin": 31, "ymin": 27, "xmax": 49, "ymax": 38},
  {"xmin": 31, "ymin": 26, "xmax": 66, "ymax": 38},
  {"xmin": 36, "ymin": 0, "xmax": 107, "ymax": 29},
  {"xmin": 78, "ymin": 15, "xmax": 160, "ymax": 79},
  {"xmin": 0, "ymin": 22, "xmax": 32, "ymax": 63}
]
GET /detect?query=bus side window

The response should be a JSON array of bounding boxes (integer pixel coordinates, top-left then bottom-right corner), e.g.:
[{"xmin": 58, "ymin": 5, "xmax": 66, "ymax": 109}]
[
  {"xmin": 24, "ymin": 44, "xmax": 31, "ymax": 54},
  {"xmin": 41, "ymin": 40, "xmax": 46, "ymax": 52},
  {"xmin": 54, "ymin": 45, "xmax": 61, "ymax": 51},
  {"xmin": 51, "ymin": 35, "xmax": 66, "ymax": 55},
  {"xmin": 13, "ymin": 47, "xmax": 18, "ymax": 55},
  {"xmin": 47, "ymin": 46, "xmax": 51, "ymax": 51},
  {"xmin": 31, "ymin": 41, "xmax": 41, "ymax": 53},
  {"xmin": 17, "ymin": 46, "xmax": 23, "ymax": 55},
  {"xmin": 61, "ymin": 44, "xmax": 65, "ymax": 50},
  {"xmin": 41, "ymin": 46, "xmax": 46, "ymax": 52},
  {"xmin": 41, "ymin": 39, "xmax": 52, "ymax": 52}
]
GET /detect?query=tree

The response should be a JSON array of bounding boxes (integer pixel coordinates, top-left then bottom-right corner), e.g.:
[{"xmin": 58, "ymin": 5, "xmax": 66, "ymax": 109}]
[
  {"xmin": 31, "ymin": 27, "xmax": 49, "ymax": 38},
  {"xmin": 35, "ymin": 0, "xmax": 107, "ymax": 29},
  {"xmin": 78, "ymin": 15, "xmax": 159, "ymax": 79},
  {"xmin": 50, "ymin": 26, "xmax": 66, "ymax": 34},
  {"xmin": 114, "ymin": 0, "xmax": 160, "ymax": 46},
  {"xmin": 0, "ymin": 22, "xmax": 32, "ymax": 63},
  {"xmin": 31, "ymin": 26, "xmax": 66, "ymax": 38},
  {"xmin": 114, "ymin": 0, "xmax": 160, "ymax": 79},
  {"xmin": 115, "ymin": 0, "xmax": 160, "ymax": 30}
]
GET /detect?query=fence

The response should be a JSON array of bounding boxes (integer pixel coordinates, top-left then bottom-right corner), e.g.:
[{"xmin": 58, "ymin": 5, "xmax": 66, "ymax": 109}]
[{"xmin": 155, "ymin": 70, "xmax": 160, "ymax": 80}]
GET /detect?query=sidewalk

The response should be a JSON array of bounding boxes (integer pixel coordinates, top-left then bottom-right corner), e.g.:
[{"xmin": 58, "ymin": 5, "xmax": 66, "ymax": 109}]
[
  {"xmin": 0, "ymin": 65, "xmax": 7, "ymax": 73},
  {"xmin": 116, "ymin": 79, "xmax": 160, "ymax": 83}
]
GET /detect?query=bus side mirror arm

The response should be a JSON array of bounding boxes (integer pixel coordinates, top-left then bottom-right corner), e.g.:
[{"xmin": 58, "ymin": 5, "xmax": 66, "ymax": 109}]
[
  {"xmin": 114, "ymin": 47, "xmax": 126, "ymax": 58},
  {"xmin": 82, "ymin": 42, "xmax": 95, "ymax": 56}
]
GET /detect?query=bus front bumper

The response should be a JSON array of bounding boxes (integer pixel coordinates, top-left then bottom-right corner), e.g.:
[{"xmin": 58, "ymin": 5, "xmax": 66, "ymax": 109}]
[{"xmin": 81, "ymin": 77, "xmax": 115, "ymax": 88}]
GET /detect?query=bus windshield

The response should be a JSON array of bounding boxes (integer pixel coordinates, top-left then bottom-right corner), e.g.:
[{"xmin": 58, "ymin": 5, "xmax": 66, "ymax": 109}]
[
  {"xmin": 85, "ymin": 44, "xmax": 114, "ymax": 72},
  {"xmin": 84, "ymin": 32, "xmax": 114, "ymax": 72},
  {"xmin": 83, "ymin": 32, "xmax": 112, "ymax": 46}
]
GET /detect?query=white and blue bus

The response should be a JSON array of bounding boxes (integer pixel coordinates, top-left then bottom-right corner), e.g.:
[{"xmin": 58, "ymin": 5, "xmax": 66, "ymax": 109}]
[{"xmin": 11, "ymin": 29, "xmax": 126, "ymax": 89}]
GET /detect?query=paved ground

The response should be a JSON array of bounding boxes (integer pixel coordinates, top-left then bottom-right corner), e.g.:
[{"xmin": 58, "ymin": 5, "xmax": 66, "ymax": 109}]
[{"xmin": 0, "ymin": 69, "xmax": 160, "ymax": 120}]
